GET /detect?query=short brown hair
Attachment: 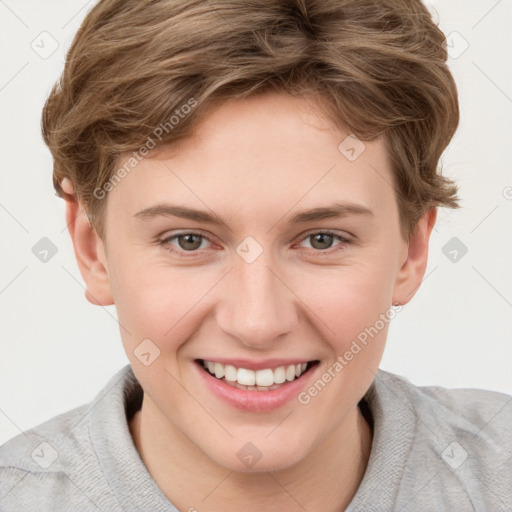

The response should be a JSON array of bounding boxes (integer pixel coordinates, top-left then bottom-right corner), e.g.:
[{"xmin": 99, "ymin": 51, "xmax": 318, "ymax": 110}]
[{"xmin": 42, "ymin": 0, "xmax": 459, "ymax": 241}]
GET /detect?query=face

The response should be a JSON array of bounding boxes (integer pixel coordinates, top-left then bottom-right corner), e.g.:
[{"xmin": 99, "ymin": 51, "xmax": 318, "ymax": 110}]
[{"xmin": 95, "ymin": 91, "xmax": 412, "ymax": 472}]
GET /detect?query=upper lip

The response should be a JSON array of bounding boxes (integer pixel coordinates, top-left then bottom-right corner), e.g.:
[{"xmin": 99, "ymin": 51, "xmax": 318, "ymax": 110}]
[{"xmin": 197, "ymin": 358, "xmax": 317, "ymax": 371}]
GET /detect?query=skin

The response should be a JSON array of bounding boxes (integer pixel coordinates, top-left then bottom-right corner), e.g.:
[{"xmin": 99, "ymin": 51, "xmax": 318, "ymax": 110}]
[{"xmin": 64, "ymin": 91, "xmax": 436, "ymax": 511}]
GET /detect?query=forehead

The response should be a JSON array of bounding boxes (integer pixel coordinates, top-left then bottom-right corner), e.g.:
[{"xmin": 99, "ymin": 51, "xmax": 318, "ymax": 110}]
[{"xmin": 108, "ymin": 92, "xmax": 396, "ymax": 226}]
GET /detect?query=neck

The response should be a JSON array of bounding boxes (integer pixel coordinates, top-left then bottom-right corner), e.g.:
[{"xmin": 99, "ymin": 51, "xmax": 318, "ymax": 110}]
[{"xmin": 129, "ymin": 399, "xmax": 372, "ymax": 512}]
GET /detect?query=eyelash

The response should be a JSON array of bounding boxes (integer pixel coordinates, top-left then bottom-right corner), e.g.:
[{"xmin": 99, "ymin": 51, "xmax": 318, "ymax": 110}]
[{"xmin": 158, "ymin": 229, "xmax": 351, "ymax": 258}]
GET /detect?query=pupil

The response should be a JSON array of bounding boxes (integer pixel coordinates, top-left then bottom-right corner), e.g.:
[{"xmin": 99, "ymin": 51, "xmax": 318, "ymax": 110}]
[
  {"xmin": 311, "ymin": 233, "xmax": 332, "ymax": 250},
  {"xmin": 179, "ymin": 234, "xmax": 202, "ymax": 250}
]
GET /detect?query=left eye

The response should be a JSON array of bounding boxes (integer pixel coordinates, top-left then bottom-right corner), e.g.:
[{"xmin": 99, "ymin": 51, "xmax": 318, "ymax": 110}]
[{"xmin": 297, "ymin": 231, "xmax": 346, "ymax": 251}]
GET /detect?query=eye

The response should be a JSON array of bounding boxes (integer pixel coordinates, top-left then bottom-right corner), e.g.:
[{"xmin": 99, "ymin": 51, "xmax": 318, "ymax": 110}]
[
  {"xmin": 296, "ymin": 230, "xmax": 350, "ymax": 252},
  {"xmin": 160, "ymin": 232, "xmax": 212, "ymax": 255},
  {"xmin": 158, "ymin": 229, "xmax": 351, "ymax": 257}
]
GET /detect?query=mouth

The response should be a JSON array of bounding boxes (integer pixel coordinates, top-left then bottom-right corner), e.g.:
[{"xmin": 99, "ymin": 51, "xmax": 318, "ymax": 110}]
[{"xmin": 195, "ymin": 358, "xmax": 320, "ymax": 392}]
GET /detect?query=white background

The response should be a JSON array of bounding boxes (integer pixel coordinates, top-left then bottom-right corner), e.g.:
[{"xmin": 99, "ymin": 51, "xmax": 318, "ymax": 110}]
[{"xmin": 1, "ymin": 0, "xmax": 511, "ymax": 445}]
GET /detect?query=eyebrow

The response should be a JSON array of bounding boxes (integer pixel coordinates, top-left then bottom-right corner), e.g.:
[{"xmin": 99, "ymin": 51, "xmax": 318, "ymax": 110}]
[{"xmin": 134, "ymin": 201, "xmax": 374, "ymax": 226}]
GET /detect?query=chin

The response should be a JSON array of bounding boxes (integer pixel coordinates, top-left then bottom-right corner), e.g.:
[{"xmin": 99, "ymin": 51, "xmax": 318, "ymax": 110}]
[{"xmin": 205, "ymin": 435, "xmax": 311, "ymax": 474}]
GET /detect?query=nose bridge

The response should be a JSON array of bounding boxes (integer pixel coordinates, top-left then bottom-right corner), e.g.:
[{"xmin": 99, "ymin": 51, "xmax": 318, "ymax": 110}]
[{"xmin": 217, "ymin": 250, "xmax": 296, "ymax": 348}]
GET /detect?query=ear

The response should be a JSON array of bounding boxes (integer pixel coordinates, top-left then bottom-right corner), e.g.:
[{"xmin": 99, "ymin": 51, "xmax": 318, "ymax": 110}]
[
  {"xmin": 392, "ymin": 208, "xmax": 437, "ymax": 306},
  {"xmin": 62, "ymin": 179, "xmax": 114, "ymax": 306}
]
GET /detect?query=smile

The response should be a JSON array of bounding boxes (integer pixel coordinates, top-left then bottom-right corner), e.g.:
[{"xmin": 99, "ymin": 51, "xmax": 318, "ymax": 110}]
[
  {"xmin": 196, "ymin": 359, "xmax": 318, "ymax": 391},
  {"xmin": 194, "ymin": 356, "xmax": 321, "ymax": 411}
]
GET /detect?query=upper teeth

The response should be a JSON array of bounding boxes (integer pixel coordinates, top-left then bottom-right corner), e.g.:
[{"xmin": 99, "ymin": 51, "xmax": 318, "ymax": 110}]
[{"xmin": 203, "ymin": 360, "xmax": 308, "ymax": 387}]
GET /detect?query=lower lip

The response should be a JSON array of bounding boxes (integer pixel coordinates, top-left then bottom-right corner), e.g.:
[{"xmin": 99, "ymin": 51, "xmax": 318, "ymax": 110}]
[{"xmin": 194, "ymin": 361, "xmax": 319, "ymax": 412}]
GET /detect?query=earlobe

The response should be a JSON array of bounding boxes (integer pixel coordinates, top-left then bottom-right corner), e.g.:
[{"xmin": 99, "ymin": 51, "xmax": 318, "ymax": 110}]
[
  {"xmin": 392, "ymin": 208, "xmax": 437, "ymax": 306},
  {"xmin": 63, "ymin": 181, "xmax": 114, "ymax": 306}
]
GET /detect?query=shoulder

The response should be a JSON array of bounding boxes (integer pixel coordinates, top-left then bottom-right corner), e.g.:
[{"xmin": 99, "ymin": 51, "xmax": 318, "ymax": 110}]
[
  {"xmin": 0, "ymin": 368, "xmax": 135, "ymax": 512},
  {"xmin": 0, "ymin": 405, "xmax": 113, "ymax": 511},
  {"xmin": 0, "ymin": 400, "xmax": 90, "ymax": 474},
  {"xmin": 377, "ymin": 369, "xmax": 512, "ymax": 444},
  {"xmin": 370, "ymin": 369, "xmax": 512, "ymax": 510}
]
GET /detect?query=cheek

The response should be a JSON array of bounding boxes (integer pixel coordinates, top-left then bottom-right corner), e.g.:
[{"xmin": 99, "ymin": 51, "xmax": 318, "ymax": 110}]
[
  {"xmin": 292, "ymin": 263, "xmax": 395, "ymax": 429},
  {"xmin": 297, "ymin": 260, "xmax": 397, "ymax": 346},
  {"xmin": 110, "ymin": 259, "xmax": 216, "ymax": 351}
]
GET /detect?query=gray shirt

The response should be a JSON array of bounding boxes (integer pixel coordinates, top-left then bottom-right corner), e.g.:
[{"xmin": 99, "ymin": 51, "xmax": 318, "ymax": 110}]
[{"xmin": 1, "ymin": 365, "xmax": 511, "ymax": 511}]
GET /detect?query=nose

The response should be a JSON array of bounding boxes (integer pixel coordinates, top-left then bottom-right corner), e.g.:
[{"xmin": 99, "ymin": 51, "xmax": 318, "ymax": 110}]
[{"xmin": 216, "ymin": 253, "xmax": 298, "ymax": 350}]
